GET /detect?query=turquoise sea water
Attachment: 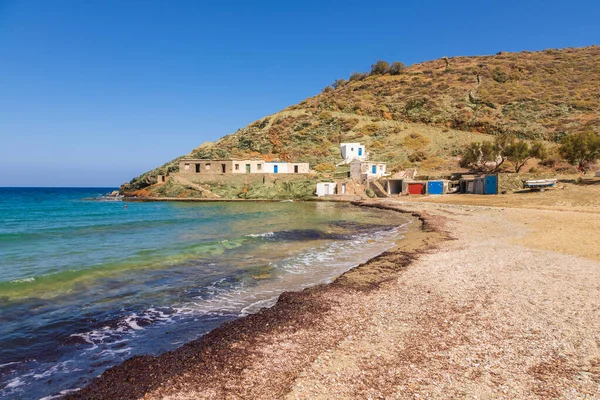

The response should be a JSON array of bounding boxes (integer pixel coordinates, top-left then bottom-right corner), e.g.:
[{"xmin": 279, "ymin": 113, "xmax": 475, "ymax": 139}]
[{"xmin": 0, "ymin": 188, "xmax": 410, "ymax": 399}]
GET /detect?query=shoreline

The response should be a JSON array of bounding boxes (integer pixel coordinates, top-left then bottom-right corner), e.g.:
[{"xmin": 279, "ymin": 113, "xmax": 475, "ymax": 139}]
[
  {"xmin": 65, "ymin": 198, "xmax": 600, "ymax": 398},
  {"xmin": 66, "ymin": 202, "xmax": 447, "ymax": 399},
  {"xmin": 122, "ymin": 196, "xmax": 360, "ymax": 202}
]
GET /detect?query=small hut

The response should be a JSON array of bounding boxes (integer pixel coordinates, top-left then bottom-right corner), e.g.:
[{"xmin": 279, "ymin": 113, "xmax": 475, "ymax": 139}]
[
  {"xmin": 315, "ymin": 182, "xmax": 337, "ymax": 196},
  {"xmin": 458, "ymin": 174, "xmax": 497, "ymax": 194},
  {"xmin": 384, "ymin": 179, "xmax": 405, "ymax": 195},
  {"xmin": 407, "ymin": 181, "xmax": 427, "ymax": 195},
  {"xmin": 427, "ymin": 180, "xmax": 450, "ymax": 195}
]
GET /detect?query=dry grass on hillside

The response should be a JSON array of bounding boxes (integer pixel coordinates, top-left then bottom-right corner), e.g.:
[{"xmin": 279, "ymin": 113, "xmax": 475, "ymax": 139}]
[
  {"xmin": 297, "ymin": 46, "xmax": 600, "ymax": 140},
  {"xmin": 125, "ymin": 46, "xmax": 600, "ymax": 192}
]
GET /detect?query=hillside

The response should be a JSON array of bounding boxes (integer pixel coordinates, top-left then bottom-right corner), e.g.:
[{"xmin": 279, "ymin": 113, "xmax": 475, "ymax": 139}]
[{"xmin": 123, "ymin": 46, "xmax": 600, "ymax": 193}]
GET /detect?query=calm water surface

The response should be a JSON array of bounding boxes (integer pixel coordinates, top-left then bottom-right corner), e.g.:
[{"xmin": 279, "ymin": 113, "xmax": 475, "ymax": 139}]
[{"xmin": 0, "ymin": 188, "xmax": 410, "ymax": 399}]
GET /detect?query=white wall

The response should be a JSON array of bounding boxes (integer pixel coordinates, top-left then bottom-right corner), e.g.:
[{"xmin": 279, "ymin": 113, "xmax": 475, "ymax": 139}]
[
  {"xmin": 263, "ymin": 162, "xmax": 289, "ymax": 174},
  {"xmin": 263, "ymin": 162, "xmax": 310, "ymax": 174},
  {"xmin": 315, "ymin": 182, "xmax": 336, "ymax": 196},
  {"xmin": 290, "ymin": 163, "xmax": 310, "ymax": 173},
  {"xmin": 232, "ymin": 161, "xmax": 266, "ymax": 174},
  {"xmin": 340, "ymin": 143, "xmax": 366, "ymax": 163},
  {"xmin": 364, "ymin": 162, "xmax": 387, "ymax": 178}
]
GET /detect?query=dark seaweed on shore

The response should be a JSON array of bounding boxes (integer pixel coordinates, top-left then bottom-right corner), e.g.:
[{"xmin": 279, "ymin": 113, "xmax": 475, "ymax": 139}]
[{"xmin": 65, "ymin": 204, "xmax": 448, "ymax": 400}]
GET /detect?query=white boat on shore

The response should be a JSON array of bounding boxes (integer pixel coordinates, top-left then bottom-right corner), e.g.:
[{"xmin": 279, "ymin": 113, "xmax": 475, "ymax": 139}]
[{"xmin": 522, "ymin": 178, "xmax": 557, "ymax": 191}]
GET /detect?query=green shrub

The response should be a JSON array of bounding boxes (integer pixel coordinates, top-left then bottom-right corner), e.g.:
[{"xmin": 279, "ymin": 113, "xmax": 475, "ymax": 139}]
[
  {"xmin": 530, "ymin": 141, "xmax": 548, "ymax": 161},
  {"xmin": 340, "ymin": 117, "xmax": 359, "ymax": 131},
  {"xmin": 349, "ymin": 72, "xmax": 368, "ymax": 81},
  {"xmin": 314, "ymin": 162, "xmax": 336, "ymax": 173},
  {"xmin": 361, "ymin": 123, "xmax": 380, "ymax": 136},
  {"xmin": 408, "ymin": 150, "xmax": 429, "ymax": 162},
  {"xmin": 402, "ymin": 132, "xmax": 430, "ymax": 150},
  {"xmin": 318, "ymin": 111, "xmax": 333, "ymax": 121},
  {"xmin": 370, "ymin": 140, "xmax": 385, "ymax": 149},
  {"xmin": 504, "ymin": 139, "xmax": 531, "ymax": 172},
  {"xmin": 405, "ymin": 98, "xmax": 428, "ymax": 113},
  {"xmin": 559, "ymin": 131, "xmax": 600, "ymax": 167},
  {"xmin": 370, "ymin": 60, "xmax": 391, "ymax": 75},
  {"xmin": 390, "ymin": 61, "xmax": 406, "ymax": 75},
  {"xmin": 492, "ymin": 68, "xmax": 509, "ymax": 83},
  {"xmin": 332, "ymin": 79, "xmax": 347, "ymax": 89},
  {"xmin": 459, "ymin": 141, "xmax": 504, "ymax": 172}
]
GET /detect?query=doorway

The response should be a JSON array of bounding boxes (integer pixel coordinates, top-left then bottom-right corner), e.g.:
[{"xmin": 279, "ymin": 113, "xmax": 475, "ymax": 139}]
[
  {"xmin": 274, "ymin": 165, "xmax": 278, "ymax": 173},
  {"xmin": 386, "ymin": 180, "xmax": 403, "ymax": 195},
  {"xmin": 221, "ymin": 164, "xmax": 226, "ymax": 173},
  {"xmin": 294, "ymin": 165, "xmax": 299, "ymax": 173},
  {"xmin": 246, "ymin": 164, "xmax": 251, "ymax": 173}
]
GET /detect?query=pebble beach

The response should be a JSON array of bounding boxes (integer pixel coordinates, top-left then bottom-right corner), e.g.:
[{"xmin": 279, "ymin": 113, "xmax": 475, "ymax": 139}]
[{"xmin": 67, "ymin": 195, "xmax": 600, "ymax": 399}]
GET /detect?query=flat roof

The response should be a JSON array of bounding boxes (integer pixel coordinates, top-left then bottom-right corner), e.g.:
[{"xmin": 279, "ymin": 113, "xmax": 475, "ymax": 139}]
[{"xmin": 180, "ymin": 158, "xmax": 265, "ymax": 162}]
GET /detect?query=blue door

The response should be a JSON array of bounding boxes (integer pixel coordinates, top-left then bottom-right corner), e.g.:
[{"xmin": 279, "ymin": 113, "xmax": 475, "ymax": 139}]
[
  {"xmin": 427, "ymin": 181, "xmax": 444, "ymax": 195},
  {"xmin": 274, "ymin": 165, "xmax": 278, "ymax": 174},
  {"xmin": 371, "ymin": 165, "xmax": 376, "ymax": 174},
  {"xmin": 358, "ymin": 148, "xmax": 363, "ymax": 156},
  {"xmin": 484, "ymin": 175, "xmax": 497, "ymax": 194}
]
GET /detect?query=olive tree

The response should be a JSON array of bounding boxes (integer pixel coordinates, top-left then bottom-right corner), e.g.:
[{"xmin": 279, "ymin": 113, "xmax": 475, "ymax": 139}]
[
  {"xmin": 559, "ymin": 132, "xmax": 600, "ymax": 168},
  {"xmin": 349, "ymin": 72, "xmax": 368, "ymax": 81},
  {"xmin": 332, "ymin": 78, "xmax": 347, "ymax": 89},
  {"xmin": 390, "ymin": 61, "xmax": 406, "ymax": 75},
  {"xmin": 370, "ymin": 60, "xmax": 391, "ymax": 75},
  {"xmin": 459, "ymin": 141, "xmax": 502, "ymax": 172},
  {"xmin": 504, "ymin": 139, "xmax": 548, "ymax": 173}
]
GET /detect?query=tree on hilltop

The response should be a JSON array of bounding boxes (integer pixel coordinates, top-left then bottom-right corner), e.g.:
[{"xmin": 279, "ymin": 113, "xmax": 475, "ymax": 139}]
[
  {"xmin": 332, "ymin": 78, "xmax": 347, "ymax": 89},
  {"xmin": 390, "ymin": 61, "xmax": 406, "ymax": 75},
  {"xmin": 370, "ymin": 60, "xmax": 391, "ymax": 75},
  {"xmin": 349, "ymin": 72, "xmax": 368, "ymax": 81}
]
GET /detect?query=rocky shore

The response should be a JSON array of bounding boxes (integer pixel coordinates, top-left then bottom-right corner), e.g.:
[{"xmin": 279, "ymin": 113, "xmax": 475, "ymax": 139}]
[{"xmin": 67, "ymin": 199, "xmax": 600, "ymax": 399}]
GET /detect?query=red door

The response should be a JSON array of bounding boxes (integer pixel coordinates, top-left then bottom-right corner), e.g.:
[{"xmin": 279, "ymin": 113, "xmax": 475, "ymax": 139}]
[{"xmin": 408, "ymin": 183, "xmax": 424, "ymax": 195}]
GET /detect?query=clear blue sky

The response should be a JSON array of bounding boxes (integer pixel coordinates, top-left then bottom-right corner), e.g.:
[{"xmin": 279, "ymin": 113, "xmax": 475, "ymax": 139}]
[{"xmin": 1, "ymin": 0, "xmax": 598, "ymax": 187}]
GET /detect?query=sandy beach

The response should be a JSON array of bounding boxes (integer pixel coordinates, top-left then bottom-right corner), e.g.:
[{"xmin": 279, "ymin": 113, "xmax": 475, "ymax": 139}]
[{"xmin": 68, "ymin": 196, "xmax": 600, "ymax": 399}]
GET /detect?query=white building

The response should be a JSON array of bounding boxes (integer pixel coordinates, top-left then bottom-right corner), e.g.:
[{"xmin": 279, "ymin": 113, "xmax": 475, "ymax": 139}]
[
  {"xmin": 350, "ymin": 161, "xmax": 387, "ymax": 181},
  {"xmin": 340, "ymin": 143, "xmax": 366, "ymax": 164},
  {"xmin": 315, "ymin": 182, "xmax": 337, "ymax": 196},
  {"xmin": 263, "ymin": 162, "xmax": 288, "ymax": 174},
  {"xmin": 263, "ymin": 162, "xmax": 310, "ymax": 174}
]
